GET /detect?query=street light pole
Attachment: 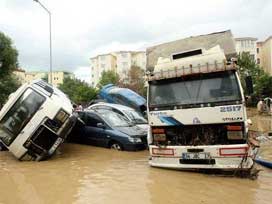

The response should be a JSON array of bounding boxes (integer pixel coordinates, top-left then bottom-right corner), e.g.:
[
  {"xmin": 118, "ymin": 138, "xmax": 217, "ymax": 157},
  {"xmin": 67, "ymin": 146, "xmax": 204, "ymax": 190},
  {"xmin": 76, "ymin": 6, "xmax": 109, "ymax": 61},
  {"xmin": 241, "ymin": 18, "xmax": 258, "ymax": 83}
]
[{"xmin": 33, "ymin": 0, "xmax": 52, "ymax": 84}]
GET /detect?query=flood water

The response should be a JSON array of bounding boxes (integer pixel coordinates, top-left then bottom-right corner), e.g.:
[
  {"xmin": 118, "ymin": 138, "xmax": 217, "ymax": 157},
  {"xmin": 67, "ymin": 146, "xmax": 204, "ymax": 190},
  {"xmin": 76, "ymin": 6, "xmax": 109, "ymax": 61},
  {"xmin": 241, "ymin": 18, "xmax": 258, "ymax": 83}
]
[{"xmin": 1, "ymin": 110, "xmax": 272, "ymax": 204}]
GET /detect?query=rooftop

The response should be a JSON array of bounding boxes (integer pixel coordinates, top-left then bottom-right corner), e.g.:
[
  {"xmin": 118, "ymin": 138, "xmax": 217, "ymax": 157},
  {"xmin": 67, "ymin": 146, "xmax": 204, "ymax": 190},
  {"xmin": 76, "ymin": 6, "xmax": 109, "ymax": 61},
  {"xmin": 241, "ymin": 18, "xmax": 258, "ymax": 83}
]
[
  {"xmin": 235, "ymin": 37, "xmax": 258, "ymax": 41},
  {"xmin": 146, "ymin": 30, "xmax": 237, "ymax": 69}
]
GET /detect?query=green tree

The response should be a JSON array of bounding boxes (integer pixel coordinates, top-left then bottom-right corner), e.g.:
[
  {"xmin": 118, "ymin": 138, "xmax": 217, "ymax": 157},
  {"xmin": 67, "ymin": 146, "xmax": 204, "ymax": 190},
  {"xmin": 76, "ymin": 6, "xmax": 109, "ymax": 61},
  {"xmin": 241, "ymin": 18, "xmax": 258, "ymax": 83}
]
[
  {"xmin": 98, "ymin": 70, "xmax": 120, "ymax": 88},
  {"xmin": 119, "ymin": 66, "xmax": 146, "ymax": 97},
  {"xmin": 0, "ymin": 32, "xmax": 20, "ymax": 107},
  {"xmin": 237, "ymin": 52, "xmax": 264, "ymax": 91},
  {"xmin": 58, "ymin": 77, "xmax": 97, "ymax": 104},
  {"xmin": 42, "ymin": 73, "xmax": 48, "ymax": 82},
  {"xmin": 237, "ymin": 52, "xmax": 272, "ymax": 101}
]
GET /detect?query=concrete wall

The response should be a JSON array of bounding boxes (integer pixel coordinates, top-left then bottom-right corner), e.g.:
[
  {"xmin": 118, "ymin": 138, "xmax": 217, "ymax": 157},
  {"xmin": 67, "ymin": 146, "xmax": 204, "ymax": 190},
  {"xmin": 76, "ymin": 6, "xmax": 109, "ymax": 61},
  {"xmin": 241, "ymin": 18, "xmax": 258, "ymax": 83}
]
[{"xmin": 259, "ymin": 37, "xmax": 272, "ymax": 74}]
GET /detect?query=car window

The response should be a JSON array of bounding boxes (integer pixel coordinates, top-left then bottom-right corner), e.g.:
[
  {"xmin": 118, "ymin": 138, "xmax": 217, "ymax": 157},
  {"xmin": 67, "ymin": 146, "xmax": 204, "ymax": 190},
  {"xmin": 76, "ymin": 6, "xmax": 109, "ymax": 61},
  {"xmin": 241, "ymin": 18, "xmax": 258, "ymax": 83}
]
[
  {"xmin": 93, "ymin": 105, "xmax": 112, "ymax": 111},
  {"xmin": 94, "ymin": 105, "xmax": 126, "ymax": 117},
  {"xmin": 85, "ymin": 113, "xmax": 103, "ymax": 127},
  {"xmin": 111, "ymin": 108, "xmax": 125, "ymax": 117},
  {"xmin": 96, "ymin": 109, "xmax": 130, "ymax": 127},
  {"xmin": 123, "ymin": 110, "xmax": 147, "ymax": 124}
]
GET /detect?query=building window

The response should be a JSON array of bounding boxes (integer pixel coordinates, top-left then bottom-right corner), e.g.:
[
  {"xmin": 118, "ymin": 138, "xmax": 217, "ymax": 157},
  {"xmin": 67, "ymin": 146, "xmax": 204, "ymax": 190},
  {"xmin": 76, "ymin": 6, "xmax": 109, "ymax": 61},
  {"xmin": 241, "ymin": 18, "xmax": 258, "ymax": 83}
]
[
  {"xmin": 257, "ymin": 48, "xmax": 259, "ymax": 54},
  {"xmin": 100, "ymin": 56, "xmax": 105, "ymax": 61},
  {"xmin": 101, "ymin": 64, "xmax": 106, "ymax": 69},
  {"xmin": 121, "ymin": 53, "xmax": 127, "ymax": 58},
  {"xmin": 257, "ymin": 58, "xmax": 260, "ymax": 64},
  {"xmin": 122, "ymin": 62, "xmax": 128, "ymax": 67},
  {"xmin": 92, "ymin": 74, "xmax": 94, "ymax": 78}
]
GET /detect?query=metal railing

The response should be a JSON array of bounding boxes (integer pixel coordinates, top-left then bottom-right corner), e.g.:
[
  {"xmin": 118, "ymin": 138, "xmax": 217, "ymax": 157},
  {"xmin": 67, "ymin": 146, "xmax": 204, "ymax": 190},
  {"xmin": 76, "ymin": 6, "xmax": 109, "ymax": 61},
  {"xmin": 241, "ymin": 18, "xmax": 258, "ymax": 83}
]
[{"xmin": 146, "ymin": 60, "xmax": 237, "ymax": 81}]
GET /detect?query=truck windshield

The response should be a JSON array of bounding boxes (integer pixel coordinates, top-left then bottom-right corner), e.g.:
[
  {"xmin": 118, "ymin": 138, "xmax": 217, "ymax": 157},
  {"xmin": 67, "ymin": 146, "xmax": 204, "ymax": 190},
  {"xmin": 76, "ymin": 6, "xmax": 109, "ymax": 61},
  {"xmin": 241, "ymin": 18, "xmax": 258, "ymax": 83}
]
[
  {"xmin": 149, "ymin": 71, "xmax": 241, "ymax": 107},
  {"xmin": 0, "ymin": 88, "xmax": 45, "ymax": 146}
]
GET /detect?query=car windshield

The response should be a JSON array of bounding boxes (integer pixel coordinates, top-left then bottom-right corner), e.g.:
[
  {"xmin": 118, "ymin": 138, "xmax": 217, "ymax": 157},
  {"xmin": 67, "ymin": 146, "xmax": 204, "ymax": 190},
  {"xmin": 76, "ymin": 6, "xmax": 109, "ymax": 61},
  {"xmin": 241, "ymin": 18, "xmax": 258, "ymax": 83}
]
[
  {"xmin": 0, "ymin": 88, "xmax": 45, "ymax": 146},
  {"xmin": 124, "ymin": 110, "xmax": 147, "ymax": 124},
  {"xmin": 96, "ymin": 109, "xmax": 131, "ymax": 127},
  {"xmin": 149, "ymin": 71, "xmax": 241, "ymax": 107}
]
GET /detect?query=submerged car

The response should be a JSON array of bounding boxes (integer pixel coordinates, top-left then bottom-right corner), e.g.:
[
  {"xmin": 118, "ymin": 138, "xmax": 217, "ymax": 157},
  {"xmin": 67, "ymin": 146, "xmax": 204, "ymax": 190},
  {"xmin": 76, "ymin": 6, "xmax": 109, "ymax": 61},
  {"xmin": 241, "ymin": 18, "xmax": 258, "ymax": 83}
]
[
  {"xmin": 70, "ymin": 109, "xmax": 147, "ymax": 151},
  {"xmin": 87, "ymin": 103, "xmax": 149, "ymax": 132}
]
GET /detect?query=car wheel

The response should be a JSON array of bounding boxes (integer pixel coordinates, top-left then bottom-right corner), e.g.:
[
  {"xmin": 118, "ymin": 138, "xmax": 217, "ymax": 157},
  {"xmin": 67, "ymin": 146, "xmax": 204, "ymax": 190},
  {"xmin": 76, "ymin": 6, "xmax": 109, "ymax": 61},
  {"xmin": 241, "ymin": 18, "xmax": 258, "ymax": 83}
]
[{"xmin": 110, "ymin": 141, "xmax": 123, "ymax": 151}]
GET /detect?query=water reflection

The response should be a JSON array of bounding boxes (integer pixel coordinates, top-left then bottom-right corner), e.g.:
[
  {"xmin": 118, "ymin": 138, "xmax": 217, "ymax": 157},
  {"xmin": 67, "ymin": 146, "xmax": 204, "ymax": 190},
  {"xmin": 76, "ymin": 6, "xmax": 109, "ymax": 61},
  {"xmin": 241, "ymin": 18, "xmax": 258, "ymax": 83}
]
[{"xmin": 0, "ymin": 110, "xmax": 272, "ymax": 204}]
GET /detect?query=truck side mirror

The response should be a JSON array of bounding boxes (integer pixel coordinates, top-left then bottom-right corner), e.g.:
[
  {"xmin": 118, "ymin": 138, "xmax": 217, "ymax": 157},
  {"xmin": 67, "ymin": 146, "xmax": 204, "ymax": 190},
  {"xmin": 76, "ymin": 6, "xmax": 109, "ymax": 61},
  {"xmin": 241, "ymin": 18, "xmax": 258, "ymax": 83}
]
[{"xmin": 245, "ymin": 76, "xmax": 253, "ymax": 95}]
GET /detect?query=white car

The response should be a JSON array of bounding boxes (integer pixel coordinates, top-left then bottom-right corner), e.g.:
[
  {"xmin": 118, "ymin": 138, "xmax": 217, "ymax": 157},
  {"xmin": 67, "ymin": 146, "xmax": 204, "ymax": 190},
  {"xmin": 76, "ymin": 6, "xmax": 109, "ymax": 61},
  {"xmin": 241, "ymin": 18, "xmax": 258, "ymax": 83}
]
[{"xmin": 87, "ymin": 103, "xmax": 149, "ymax": 132}]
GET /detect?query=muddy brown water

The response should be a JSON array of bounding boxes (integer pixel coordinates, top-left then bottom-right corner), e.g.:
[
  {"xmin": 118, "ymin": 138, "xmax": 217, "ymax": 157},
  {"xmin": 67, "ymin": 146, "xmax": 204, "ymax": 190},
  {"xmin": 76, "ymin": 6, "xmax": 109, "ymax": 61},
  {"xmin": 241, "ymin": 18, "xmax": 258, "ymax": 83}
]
[{"xmin": 1, "ymin": 110, "xmax": 272, "ymax": 204}]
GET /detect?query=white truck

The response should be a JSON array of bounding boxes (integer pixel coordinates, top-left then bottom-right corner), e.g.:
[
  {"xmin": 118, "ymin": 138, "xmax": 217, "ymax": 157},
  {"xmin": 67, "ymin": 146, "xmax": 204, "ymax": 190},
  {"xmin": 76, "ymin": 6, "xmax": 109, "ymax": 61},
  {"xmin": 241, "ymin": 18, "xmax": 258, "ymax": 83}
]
[
  {"xmin": 0, "ymin": 79, "xmax": 77, "ymax": 161},
  {"xmin": 147, "ymin": 46, "xmax": 258, "ymax": 174}
]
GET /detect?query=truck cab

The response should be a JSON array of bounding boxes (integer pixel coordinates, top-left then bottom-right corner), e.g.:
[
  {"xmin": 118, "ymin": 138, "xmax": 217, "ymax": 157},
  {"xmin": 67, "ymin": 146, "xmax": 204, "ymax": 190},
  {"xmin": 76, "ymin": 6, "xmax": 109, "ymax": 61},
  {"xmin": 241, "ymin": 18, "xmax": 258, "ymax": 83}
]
[
  {"xmin": 0, "ymin": 79, "xmax": 77, "ymax": 161},
  {"xmin": 147, "ymin": 46, "xmax": 258, "ymax": 172}
]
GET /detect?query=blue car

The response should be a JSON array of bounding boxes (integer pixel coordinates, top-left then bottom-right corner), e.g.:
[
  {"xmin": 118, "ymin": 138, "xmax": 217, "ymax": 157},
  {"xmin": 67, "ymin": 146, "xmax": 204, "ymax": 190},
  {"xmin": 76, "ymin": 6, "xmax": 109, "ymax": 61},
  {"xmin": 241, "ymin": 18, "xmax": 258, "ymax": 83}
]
[
  {"xmin": 69, "ymin": 109, "xmax": 147, "ymax": 151},
  {"xmin": 99, "ymin": 84, "xmax": 147, "ymax": 114}
]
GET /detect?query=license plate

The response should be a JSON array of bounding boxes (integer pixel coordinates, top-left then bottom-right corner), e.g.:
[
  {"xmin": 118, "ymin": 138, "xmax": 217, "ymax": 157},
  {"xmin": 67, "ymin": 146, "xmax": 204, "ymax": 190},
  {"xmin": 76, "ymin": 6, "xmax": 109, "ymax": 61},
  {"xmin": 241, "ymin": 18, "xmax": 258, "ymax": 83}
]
[
  {"xmin": 48, "ymin": 137, "xmax": 63, "ymax": 154},
  {"xmin": 182, "ymin": 152, "xmax": 211, "ymax": 160}
]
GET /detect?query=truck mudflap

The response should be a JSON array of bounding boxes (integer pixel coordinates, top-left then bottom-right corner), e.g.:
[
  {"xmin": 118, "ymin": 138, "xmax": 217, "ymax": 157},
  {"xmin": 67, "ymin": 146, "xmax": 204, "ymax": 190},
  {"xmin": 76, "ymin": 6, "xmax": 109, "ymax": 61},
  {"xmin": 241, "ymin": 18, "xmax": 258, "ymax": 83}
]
[{"xmin": 149, "ymin": 144, "xmax": 258, "ymax": 171}]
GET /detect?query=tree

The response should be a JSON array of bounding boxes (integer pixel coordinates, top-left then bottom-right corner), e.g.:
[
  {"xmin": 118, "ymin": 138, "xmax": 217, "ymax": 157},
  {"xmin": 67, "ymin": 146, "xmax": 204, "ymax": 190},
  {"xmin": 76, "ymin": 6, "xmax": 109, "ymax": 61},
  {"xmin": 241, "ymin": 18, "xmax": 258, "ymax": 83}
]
[
  {"xmin": 42, "ymin": 73, "xmax": 48, "ymax": 82},
  {"xmin": 58, "ymin": 77, "xmax": 97, "ymax": 104},
  {"xmin": 237, "ymin": 52, "xmax": 264, "ymax": 91},
  {"xmin": 119, "ymin": 66, "xmax": 146, "ymax": 97},
  {"xmin": 98, "ymin": 70, "xmax": 120, "ymax": 88},
  {"xmin": 237, "ymin": 52, "xmax": 272, "ymax": 101},
  {"xmin": 0, "ymin": 32, "xmax": 20, "ymax": 108}
]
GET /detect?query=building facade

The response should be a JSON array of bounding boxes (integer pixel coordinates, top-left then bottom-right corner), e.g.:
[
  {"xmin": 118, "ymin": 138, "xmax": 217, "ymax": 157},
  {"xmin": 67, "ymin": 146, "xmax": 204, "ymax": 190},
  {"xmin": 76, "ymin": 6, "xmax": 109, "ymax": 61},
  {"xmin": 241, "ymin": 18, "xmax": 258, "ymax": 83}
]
[
  {"xmin": 48, "ymin": 71, "xmax": 75, "ymax": 87},
  {"xmin": 90, "ymin": 53, "xmax": 117, "ymax": 87},
  {"xmin": 90, "ymin": 51, "xmax": 146, "ymax": 87},
  {"xmin": 235, "ymin": 37, "xmax": 258, "ymax": 60},
  {"xmin": 13, "ymin": 69, "xmax": 74, "ymax": 87},
  {"xmin": 257, "ymin": 37, "xmax": 272, "ymax": 75}
]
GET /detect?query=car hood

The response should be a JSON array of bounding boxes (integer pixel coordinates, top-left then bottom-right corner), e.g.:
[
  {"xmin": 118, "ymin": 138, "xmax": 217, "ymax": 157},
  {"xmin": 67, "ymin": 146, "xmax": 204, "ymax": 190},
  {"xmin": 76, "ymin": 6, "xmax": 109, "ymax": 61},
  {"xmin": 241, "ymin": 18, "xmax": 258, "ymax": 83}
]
[
  {"xmin": 114, "ymin": 126, "xmax": 146, "ymax": 137},
  {"xmin": 136, "ymin": 124, "xmax": 149, "ymax": 132}
]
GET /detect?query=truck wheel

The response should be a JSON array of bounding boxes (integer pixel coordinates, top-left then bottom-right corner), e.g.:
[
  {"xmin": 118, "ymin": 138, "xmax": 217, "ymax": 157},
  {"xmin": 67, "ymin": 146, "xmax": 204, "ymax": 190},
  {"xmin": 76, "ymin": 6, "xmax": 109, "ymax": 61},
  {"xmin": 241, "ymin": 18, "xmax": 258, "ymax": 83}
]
[{"xmin": 109, "ymin": 141, "xmax": 123, "ymax": 151}]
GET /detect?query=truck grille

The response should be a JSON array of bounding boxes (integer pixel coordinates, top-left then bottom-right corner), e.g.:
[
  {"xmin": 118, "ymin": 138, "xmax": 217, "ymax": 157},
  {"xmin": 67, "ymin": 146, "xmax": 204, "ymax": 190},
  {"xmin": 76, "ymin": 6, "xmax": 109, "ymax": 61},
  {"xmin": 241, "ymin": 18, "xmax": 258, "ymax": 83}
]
[{"xmin": 29, "ymin": 126, "xmax": 58, "ymax": 151}]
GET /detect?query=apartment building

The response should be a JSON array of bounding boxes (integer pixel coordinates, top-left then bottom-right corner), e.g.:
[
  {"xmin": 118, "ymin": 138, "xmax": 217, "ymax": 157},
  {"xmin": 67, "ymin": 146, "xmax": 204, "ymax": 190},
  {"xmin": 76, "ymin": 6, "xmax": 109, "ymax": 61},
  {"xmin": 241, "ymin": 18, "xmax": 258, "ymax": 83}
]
[
  {"xmin": 13, "ymin": 69, "xmax": 74, "ymax": 87},
  {"xmin": 257, "ymin": 36, "xmax": 272, "ymax": 75},
  {"xmin": 235, "ymin": 37, "xmax": 258, "ymax": 60},
  {"xmin": 48, "ymin": 71, "xmax": 75, "ymax": 87},
  {"xmin": 90, "ymin": 51, "xmax": 146, "ymax": 87},
  {"xmin": 13, "ymin": 68, "xmax": 26, "ymax": 83},
  {"xmin": 90, "ymin": 53, "xmax": 117, "ymax": 87},
  {"xmin": 115, "ymin": 51, "xmax": 146, "ymax": 82}
]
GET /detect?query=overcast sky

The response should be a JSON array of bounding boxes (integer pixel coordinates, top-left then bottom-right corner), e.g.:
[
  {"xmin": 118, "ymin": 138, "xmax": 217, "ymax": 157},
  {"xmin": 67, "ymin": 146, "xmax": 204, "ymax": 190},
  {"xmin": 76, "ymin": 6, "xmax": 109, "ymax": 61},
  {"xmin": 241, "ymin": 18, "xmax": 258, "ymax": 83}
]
[{"xmin": 0, "ymin": 0, "xmax": 271, "ymax": 82}]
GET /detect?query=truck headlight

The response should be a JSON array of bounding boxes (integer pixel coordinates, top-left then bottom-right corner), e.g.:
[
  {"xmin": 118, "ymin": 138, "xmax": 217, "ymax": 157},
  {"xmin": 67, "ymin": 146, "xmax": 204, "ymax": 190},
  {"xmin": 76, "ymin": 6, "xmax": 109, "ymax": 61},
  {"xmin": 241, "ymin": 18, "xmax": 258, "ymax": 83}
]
[
  {"xmin": 128, "ymin": 137, "xmax": 142, "ymax": 143},
  {"xmin": 55, "ymin": 109, "xmax": 69, "ymax": 124},
  {"xmin": 152, "ymin": 128, "xmax": 166, "ymax": 142}
]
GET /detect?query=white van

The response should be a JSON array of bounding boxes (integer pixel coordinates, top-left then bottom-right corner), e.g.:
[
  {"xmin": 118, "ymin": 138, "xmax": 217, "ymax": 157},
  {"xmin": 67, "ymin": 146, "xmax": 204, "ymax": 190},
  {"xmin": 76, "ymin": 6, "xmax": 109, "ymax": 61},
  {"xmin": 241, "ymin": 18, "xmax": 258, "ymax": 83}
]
[{"xmin": 0, "ymin": 79, "xmax": 77, "ymax": 161}]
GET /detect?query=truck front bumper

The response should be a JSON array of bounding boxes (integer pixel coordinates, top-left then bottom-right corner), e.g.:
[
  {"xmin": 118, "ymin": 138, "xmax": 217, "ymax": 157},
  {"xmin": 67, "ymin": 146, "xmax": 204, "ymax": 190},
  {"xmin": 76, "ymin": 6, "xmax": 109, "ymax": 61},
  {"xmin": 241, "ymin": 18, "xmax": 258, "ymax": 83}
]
[
  {"xmin": 149, "ymin": 144, "xmax": 256, "ymax": 170},
  {"xmin": 149, "ymin": 156, "xmax": 254, "ymax": 170}
]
